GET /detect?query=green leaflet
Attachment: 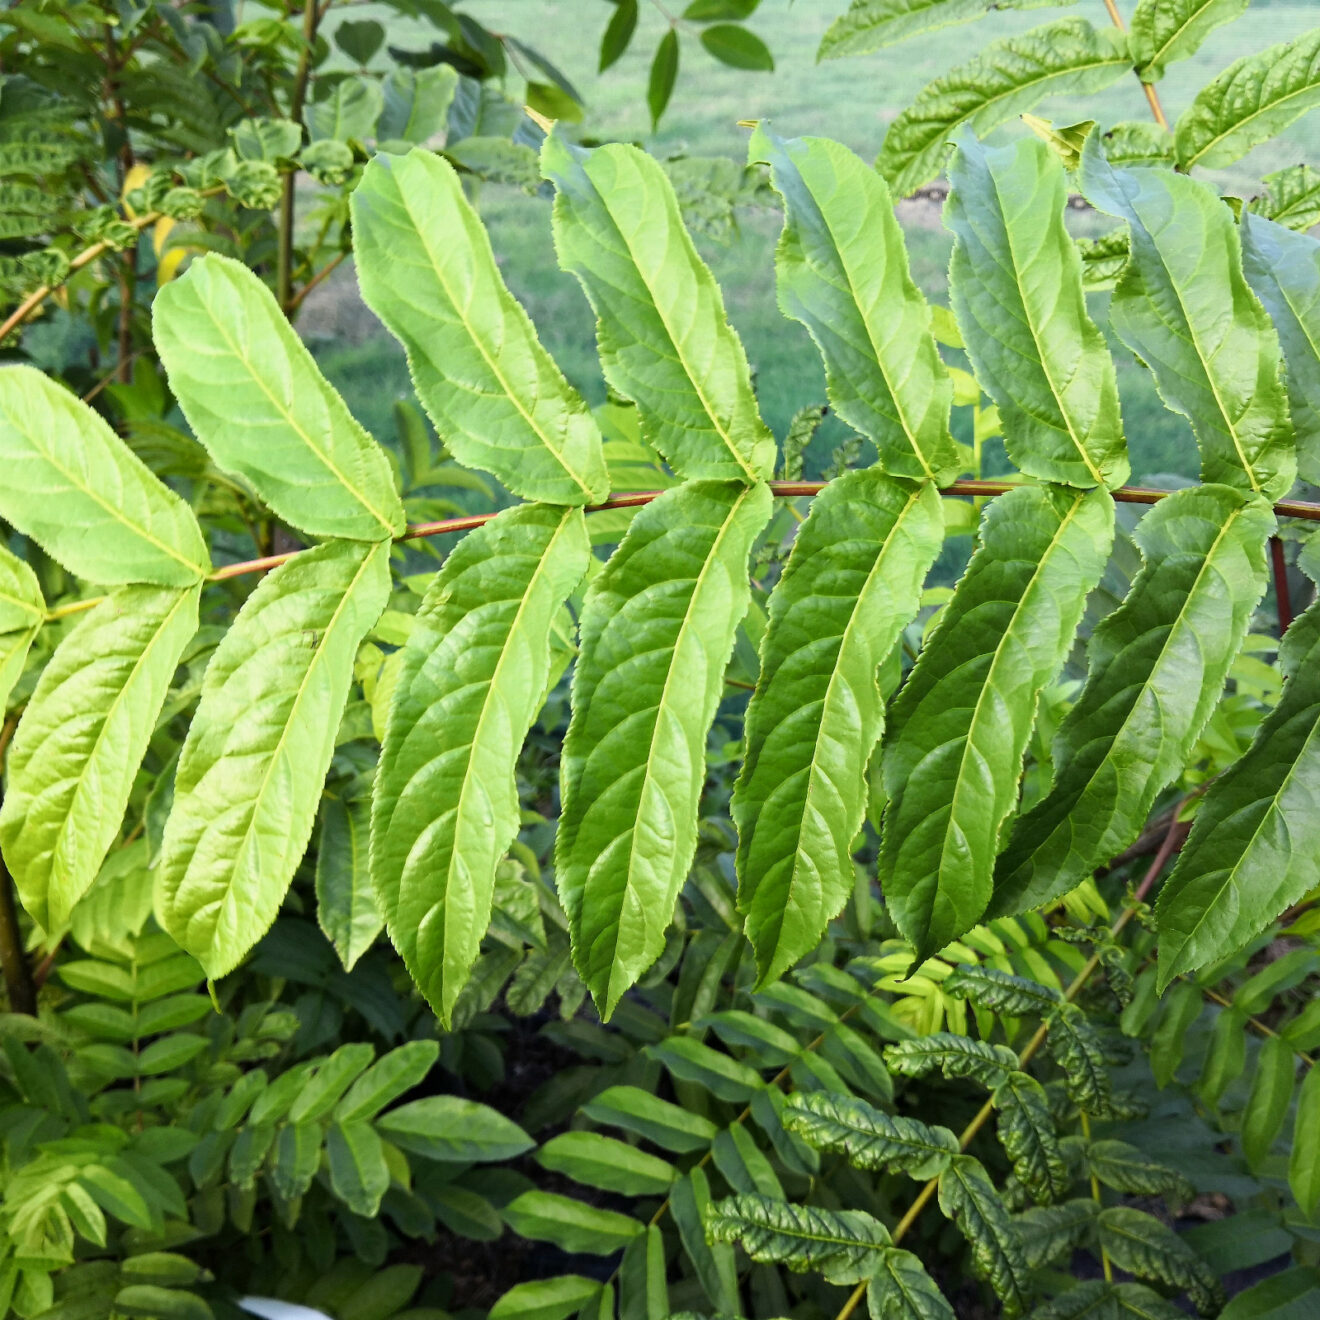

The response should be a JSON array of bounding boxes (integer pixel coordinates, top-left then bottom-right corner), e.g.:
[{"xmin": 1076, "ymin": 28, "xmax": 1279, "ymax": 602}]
[
  {"xmin": 557, "ymin": 481, "xmax": 772, "ymax": 1016},
  {"xmin": 875, "ymin": 18, "xmax": 1130, "ymax": 197},
  {"xmin": 1290, "ymin": 1065, "xmax": 1320, "ymax": 1220},
  {"xmin": 157, "ymin": 540, "xmax": 391, "ymax": 979},
  {"xmin": 994, "ymin": 1072, "xmax": 1070, "ymax": 1202},
  {"xmin": 0, "ymin": 585, "xmax": 200, "ymax": 934},
  {"xmin": 541, "ymin": 133, "xmax": 775, "ymax": 484},
  {"xmin": 0, "ymin": 545, "xmax": 42, "ymax": 714},
  {"xmin": 818, "ymin": 0, "xmax": 1075, "ymax": 59},
  {"xmin": 991, "ymin": 486, "xmax": 1273, "ymax": 918},
  {"xmin": 945, "ymin": 133, "xmax": 1127, "ymax": 490},
  {"xmin": 866, "ymin": 1248, "xmax": 956, "ymax": 1320},
  {"xmin": 781, "ymin": 1090, "xmax": 959, "ymax": 1179},
  {"xmin": 1080, "ymin": 141, "xmax": 1294, "ymax": 501},
  {"xmin": 937, "ymin": 1156, "xmax": 1032, "ymax": 1317},
  {"xmin": 1241, "ymin": 212, "xmax": 1320, "ymax": 487},
  {"xmin": 1047, "ymin": 1003, "xmax": 1114, "ymax": 1114},
  {"xmin": 1241, "ymin": 1035, "xmax": 1295, "ymax": 1169},
  {"xmin": 372, "ymin": 504, "xmax": 588, "ymax": 1026},
  {"xmin": 880, "ymin": 484, "xmax": 1114, "ymax": 959},
  {"xmin": 884, "ymin": 1034, "xmax": 1020, "ymax": 1088},
  {"xmin": 1028, "ymin": 1281, "xmax": 1188, "ymax": 1320},
  {"xmin": 378, "ymin": 65, "xmax": 459, "ymax": 144},
  {"xmin": 1129, "ymin": 0, "xmax": 1247, "ymax": 82},
  {"xmin": 1175, "ymin": 30, "xmax": 1320, "ymax": 170},
  {"xmin": 350, "ymin": 151, "xmax": 609, "ymax": 506},
  {"xmin": 0, "ymin": 367, "xmax": 208, "ymax": 587},
  {"xmin": 943, "ymin": 965, "xmax": 1061, "ymax": 1017},
  {"xmin": 315, "ymin": 795, "xmax": 382, "ymax": 972},
  {"xmin": 1086, "ymin": 1140, "xmax": 1193, "ymax": 1200},
  {"xmin": 503, "ymin": 1191, "xmax": 642, "ymax": 1256},
  {"xmin": 1095, "ymin": 1207, "xmax": 1225, "ymax": 1315},
  {"xmin": 1255, "ymin": 164, "xmax": 1320, "ymax": 233},
  {"xmin": 1157, "ymin": 601, "xmax": 1320, "ymax": 985},
  {"xmin": 489, "ymin": 1277, "xmax": 603, "ymax": 1320},
  {"xmin": 704, "ymin": 1194, "xmax": 890, "ymax": 1285},
  {"xmin": 326, "ymin": 1121, "xmax": 390, "ymax": 1218},
  {"xmin": 733, "ymin": 470, "xmax": 943, "ymax": 985},
  {"xmin": 751, "ymin": 129, "xmax": 958, "ymax": 483},
  {"xmin": 537, "ymin": 1132, "xmax": 675, "ymax": 1197},
  {"xmin": 153, "ymin": 255, "xmax": 404, "ymax": 542},
  {"xmin": 1014, "ymin": 1200, "xmax": 1099, "ymax": 1272}
]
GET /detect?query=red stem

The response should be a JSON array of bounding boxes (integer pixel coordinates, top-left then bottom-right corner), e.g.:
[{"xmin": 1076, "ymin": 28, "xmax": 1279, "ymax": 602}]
[{"xmin": 1270, "ymin": 536, "xmax": 1294, "ymax": 634}]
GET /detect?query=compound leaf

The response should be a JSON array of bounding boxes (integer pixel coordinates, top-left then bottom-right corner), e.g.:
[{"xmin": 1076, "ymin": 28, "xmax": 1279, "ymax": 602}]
[
  {"xmin": 0, "ymin": 366, "xmax": 208, "ymax": 587},
  {"xmin": 1, "ymin": 585, "xmax": 200, "ymax": 933},
  {"xmin": 542, "ymin": 133, "xmax": 775, "ymax": 483},
  {"xmin": 372, "ymin": 504, "xmax": 588, "ymax": 1025},
  {"xmin": 557, "ymin": 481, "xmax": 771, "ymax": 1016},
  {"xmin": 945, "ymin": 132, "xmax": 1127, "ymax": 489},
  {"xmin": 733, "ymin": 470, "xmax": 943, "ymax": 985},
  {"xmin": 875, "ymin": 18, "xmax": 1130, "ymax": 197},
  {"xmin": 751, "ymin": 128, "xmax": 958, "ymax": 482},
  {"xmin": 1175, "ymin": 30, "xmax": 1320, "ymax": 170},
  {"xmin": 992, "ymin": 485, "xmax": 1273, "ymax": 917},
  {"xmin": 880, "ymin": 484, "xmax": 1114, "ymax": 958},
  {"xmin": 1080, "ymin": 141, "xmax": 1294, "ymax": 500},
  {"xmin": 157, "ymin": 540, "xmax": 391, "ymax": 978},
  {"xmin": 350, "ymin": 150, "xmax": 609, "ymax": 506},
  {"xmin": 1157, "ymin": 600, "xmax": 1320, "ymax": 984},
  {"xmin": 705, "ymin": 1194, "xmax": 890, "ymax": 1285},
  {"xmin": 154, "ymin": 255, "xmax": 404, "ymax": 541}
]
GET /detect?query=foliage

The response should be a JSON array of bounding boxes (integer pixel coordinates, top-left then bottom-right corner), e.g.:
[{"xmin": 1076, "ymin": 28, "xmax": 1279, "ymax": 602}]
[{"xmin": 3, "ymin": 0, "xmax": 1320, "ymax": 1317}]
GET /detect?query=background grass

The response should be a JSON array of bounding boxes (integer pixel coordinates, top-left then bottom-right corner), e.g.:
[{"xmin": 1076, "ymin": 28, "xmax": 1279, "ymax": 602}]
[{"xmin": 308, "ymin": 0, "xmax": 1319, "ymax": 485}]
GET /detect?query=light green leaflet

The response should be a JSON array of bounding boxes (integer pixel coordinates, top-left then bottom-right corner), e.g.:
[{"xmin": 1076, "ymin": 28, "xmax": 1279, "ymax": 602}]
[
  {"xmin": 733, "ymin": 470, "xmax": 943, "ymax": 986},
  {"xmin": 372, "ymin": 503, "xmax": 589, "ymax": 1027},
  {"xmin": 0, "ymin": 367, "xmax": 208, "ymax": 587},
  {"xmin": 875, "ymin": 18, "xmax": 1130, "ymax": 197},
  {"xmin": 1156, "ymin": 601, "xmax": 1320, "ymax": 986},
  {"xmin": 557, "ymin": 480, "xmax": 772, "ymax": 1017},
  {"xmin": 1128, "ymin": 0, "xmax": 1247, "ymax": 82},
  {"xmin": 1175, "ymin": 30, "xmax": 1320, "ymax": 170},
  {"xmin": 157, "ymin": 540, "xmax": 391, "ymax": 979},
  {"xmin": 1081, "ymin": 140, "xmax": 1294, "ymax": 502},
  {"xmin": 1241, "ymin": 213, "xmax": 1320, "ymax": 487},
  {"xmin": 751, "ymin": 128, "xmax": 958, "ymax": 484},
  {"xmin": 991, "ymin": 485, "xmax": 1273, "ymax": 919},
  {"xmin": 315, "ymin": 795, "xmax": 382, "ymax": 972},
  {"xmin": 818, "ymin": 0, "xmax": 1076, "ymax": 60},
  {"xmin": 0, "ymin": 585, "xmax": 200, "ymax": 934},
  {"xmin": 351, "ymin": 151, "xmax": 609, "ymax": 506},
  {"xmin": 541, "ymin": 133, "xmax": 775, "ymax": 484},
  {"xmin": 880, "ymin": 484, "xmax": 1114, "ymax": 961},
  {"xmin": 377, "ymin": 66, "xmax": 459, "ymax": 145},
  {"xmin": 1255, "ymin": 164, "xmax": 1320, "ymax": 233},
  {"xmin": 945, "ymin": 133, "xmax": 1127, "ymax": 490},
  {"xmin": 153, "ymin": 255, "xmax": 404, "ymax": 542},
  {"xmin": 0, "ymin": 545, "xmax": 42, "ymax": 715}
]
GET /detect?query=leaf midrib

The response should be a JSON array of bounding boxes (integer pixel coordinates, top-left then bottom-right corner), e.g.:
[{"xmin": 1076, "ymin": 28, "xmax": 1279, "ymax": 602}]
[{"xmin": 390, "ymin": 174, "xmax": 598, "ymax": 502}]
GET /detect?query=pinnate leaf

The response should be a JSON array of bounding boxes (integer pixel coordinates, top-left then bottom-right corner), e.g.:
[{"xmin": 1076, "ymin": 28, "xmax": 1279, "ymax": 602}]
[
  {"xmin": 880, "ymin": 484, "xmax": 1113, "ymax": 958},
  {"xmin": 875, "ymin": 18, "xmax": 1129, "ymax": 197},
  {"xmin": 782, "ymin": 1090, "xmax": 959, "ymax": 1179},
  {"xmin": 705, "ymin": 1194, "xmax": 890, "ymax": 1284},
  {"xmin": 557, "ymin": 481, "xmax": 771, "ymax": 1016},
  {"xmin": 372, "ymin": 504, "xmax": 588, "ymax": 1025},
  {"xmin": 1080, "ymin": 141, "xmax": 1294, "ymax": 501},
  {"xmin": 156, "ymin": 540, "xmax": 391, "ymax": 978},
  {"xmin": 154, "ymin": 255, "xmax": 404, "ymax": 541},
  {"xmin": 0, "ymin": 366, "xmax": 208, "ymax": 587},
  {"xmin": 350, "ymin": 151, "xmax": 609, "ymax": 506},
  {"xmin": 945, "ymin": 132, "xmax": 1127, "ymax": 489},
  {"xmin": 1175, "ymin": 30, "xmax": 1320, "ymax": 170},
  {"xmin": 734, "ymin": 470, "xmax": 943, "ymax": 985},
  {"xmin": 992, "ymin": 485, "xmax": 1273, "ymax": 918},
  {"xmin": 2, "ymin": 585, "xmax": 200, "ymax": 933},
  {"xmin": 751, "ymin": 128, "xmax": 958, "ymax": 483},
  {"xmin": 542, "ymin": 134, "xmax": 775, "ymax": 483}
]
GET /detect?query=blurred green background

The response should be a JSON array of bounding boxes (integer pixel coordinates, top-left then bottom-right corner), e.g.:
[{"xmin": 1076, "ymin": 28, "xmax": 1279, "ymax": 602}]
[{"xmin": 305, "ymin": 0, "xmax": 1319, "ymax": 485}]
